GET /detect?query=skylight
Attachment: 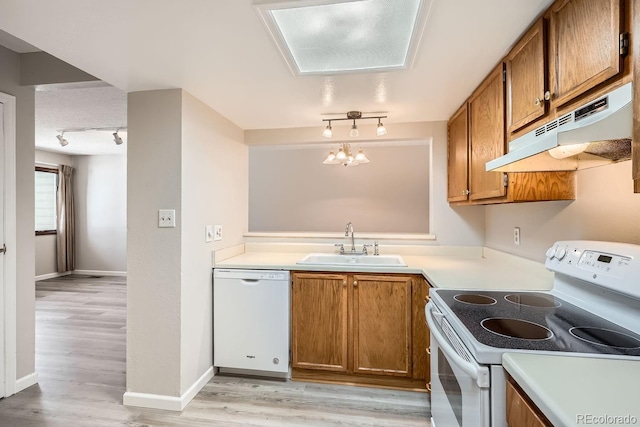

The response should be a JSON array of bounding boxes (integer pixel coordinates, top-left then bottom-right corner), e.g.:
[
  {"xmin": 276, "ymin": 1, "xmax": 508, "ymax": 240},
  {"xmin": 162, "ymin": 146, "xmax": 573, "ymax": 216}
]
[{"xmin": 256, "ymin": 0, "xmax": 431, "ymax": 75}]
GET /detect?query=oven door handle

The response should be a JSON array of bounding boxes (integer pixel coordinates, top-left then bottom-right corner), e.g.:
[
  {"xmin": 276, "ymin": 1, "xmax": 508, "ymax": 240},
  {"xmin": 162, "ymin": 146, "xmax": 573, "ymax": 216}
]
[{"xmin": 426, "ymin": 302, "xmax": 490, "ymax": 388}]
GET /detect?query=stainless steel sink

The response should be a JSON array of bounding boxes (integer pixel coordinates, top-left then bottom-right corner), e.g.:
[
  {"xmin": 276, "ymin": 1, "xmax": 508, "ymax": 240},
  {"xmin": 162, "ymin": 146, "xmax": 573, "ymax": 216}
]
[{"xmin": 297, "ymin": 253, "xmax": 407, "ymax": 267}]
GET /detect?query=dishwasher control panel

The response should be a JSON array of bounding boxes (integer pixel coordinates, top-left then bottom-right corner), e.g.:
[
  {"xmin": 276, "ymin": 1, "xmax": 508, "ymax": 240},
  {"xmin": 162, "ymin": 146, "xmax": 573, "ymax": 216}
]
[{"xmin": 214, "ymin": 269, "xmax": 288, "ymax": 281}]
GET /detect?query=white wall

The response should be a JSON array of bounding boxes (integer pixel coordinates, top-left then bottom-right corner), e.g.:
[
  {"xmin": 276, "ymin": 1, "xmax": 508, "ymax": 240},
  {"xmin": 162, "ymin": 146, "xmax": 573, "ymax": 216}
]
[
  {"xmin": 35, "ymin": 149, "xmax": 72, "ymax": 277},
  {"xmin": 74, "ymin": 154, "xmax": 127, "ymax": 272},
  {"xmin": 180, "ymin": 90, "xmax": 246, "ymax": 393},
  {"xmin": 127, "ymin": 89, "xmax": 183, "ymax": 397},
  {"xmin": 246, "ymin": 121, "xmax": 485, "ymax": 246},
  {"xmin": 127, "ymin": 89, "xmax": 247, "ymax": 402},
  {"xmin": 1, "ymin": 44, "xmax": 36, "ymax": 380},
  {"xmin": 249, "ymin": 143, "xmax": 430, "ymax": 233},
  {"xmin": 485, "ymin": 161, "xmax": 640, "ymax": 262}
]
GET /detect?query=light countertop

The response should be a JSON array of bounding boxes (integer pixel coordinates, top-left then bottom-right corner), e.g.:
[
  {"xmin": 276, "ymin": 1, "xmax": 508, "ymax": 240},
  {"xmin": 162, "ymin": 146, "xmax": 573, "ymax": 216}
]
[
  {"xmin": 503, "ymin": 353, "xmax": 640, "ymax": 427},
  {"xmin": 214, "ymin": 245, "xmax": 553, "ymax": 291}
]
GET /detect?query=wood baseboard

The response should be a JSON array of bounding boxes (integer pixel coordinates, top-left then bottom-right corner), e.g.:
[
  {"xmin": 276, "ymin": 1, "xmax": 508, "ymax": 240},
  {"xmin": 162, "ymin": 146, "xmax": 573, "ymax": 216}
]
[{"xmin": 291, "ymin": 369, "xmax": 428, "ymax": 392}]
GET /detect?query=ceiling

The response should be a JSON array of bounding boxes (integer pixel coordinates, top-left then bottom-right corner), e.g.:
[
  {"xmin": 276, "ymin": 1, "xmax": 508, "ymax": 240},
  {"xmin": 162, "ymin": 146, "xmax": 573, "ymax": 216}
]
[
  {"xmin": 35, "ymin": 85, "xmax": 127, "ymax": 155},
  {"xmin": 0, "ymin": 0, "xmax": 553, "ymax": 132}
]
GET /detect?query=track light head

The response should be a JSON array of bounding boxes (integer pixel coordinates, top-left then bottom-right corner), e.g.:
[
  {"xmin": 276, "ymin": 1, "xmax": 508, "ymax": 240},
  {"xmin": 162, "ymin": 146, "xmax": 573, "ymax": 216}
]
[
  {"xmin": 113, "ymin": 131, "xmax": 124, "ymax": 145},
  {"xmin": 56, "ymin": 134, "xmax": 69, "ymax": 147}
]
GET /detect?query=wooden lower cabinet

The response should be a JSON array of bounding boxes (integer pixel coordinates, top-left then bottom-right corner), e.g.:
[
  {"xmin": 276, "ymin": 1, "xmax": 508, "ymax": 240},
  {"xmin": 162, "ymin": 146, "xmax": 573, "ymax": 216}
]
[
  {"xmin": 506, "ymin": 377, "xmax": 552, "ymax": 427},
  {"xmin": 353, "ymin": 275, "xmax": 412, "ymax": 377},
  {"xmin": 291, "ymin": 273, "xmax": 348, "ymax": 372},
  {"xmin": 291, "ymin": 272, "xmax": 431, "ymax": 391}
]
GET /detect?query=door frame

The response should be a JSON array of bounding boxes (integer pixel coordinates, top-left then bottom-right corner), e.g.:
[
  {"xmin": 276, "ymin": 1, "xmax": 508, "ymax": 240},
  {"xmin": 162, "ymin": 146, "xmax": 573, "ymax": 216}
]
[{"xmin": 0, "ymin": 91, "xmax": 17, "ymax": 398}]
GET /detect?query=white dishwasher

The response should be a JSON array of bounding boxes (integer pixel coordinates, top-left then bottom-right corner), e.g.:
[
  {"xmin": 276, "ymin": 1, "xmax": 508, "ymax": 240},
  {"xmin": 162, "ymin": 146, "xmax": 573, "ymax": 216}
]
[{"xmin": 213, "ymin": 269, "xmax": 290, "ymax": 375}]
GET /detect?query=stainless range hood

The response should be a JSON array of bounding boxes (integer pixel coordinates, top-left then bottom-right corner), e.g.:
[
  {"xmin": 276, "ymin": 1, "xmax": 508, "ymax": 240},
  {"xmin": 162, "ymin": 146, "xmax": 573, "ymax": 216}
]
[{"xmin": 486, "ymin": 82, "xmax": 633, "ymax": 172}]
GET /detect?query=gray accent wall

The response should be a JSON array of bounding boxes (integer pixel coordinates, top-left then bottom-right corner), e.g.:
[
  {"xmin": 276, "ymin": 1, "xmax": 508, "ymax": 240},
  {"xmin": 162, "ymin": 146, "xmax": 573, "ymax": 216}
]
[
  {"xmin": 0, "ymin": 44, "xmax": 36, "ymax": 380},
  {"xmin": 485, "ymin": 161, "xmax": 640, "ymax": 262},
  {"xmin": 249, "ymin": 144, "xmax": 431, "ymax": 233}
]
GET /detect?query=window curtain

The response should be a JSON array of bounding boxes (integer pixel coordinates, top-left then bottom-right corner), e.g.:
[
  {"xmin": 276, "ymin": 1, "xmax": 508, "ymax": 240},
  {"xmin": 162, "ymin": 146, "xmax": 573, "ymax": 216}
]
[{"xmin": 56, "ymin": 165, "xmax": 75, "ymax": 272}]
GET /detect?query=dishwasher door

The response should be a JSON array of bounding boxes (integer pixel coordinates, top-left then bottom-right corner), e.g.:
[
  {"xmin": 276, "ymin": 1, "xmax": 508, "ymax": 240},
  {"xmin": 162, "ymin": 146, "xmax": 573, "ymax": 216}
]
[{"xmin": 213, "ymin": 269, "xmax": 290, "ymax": 373}]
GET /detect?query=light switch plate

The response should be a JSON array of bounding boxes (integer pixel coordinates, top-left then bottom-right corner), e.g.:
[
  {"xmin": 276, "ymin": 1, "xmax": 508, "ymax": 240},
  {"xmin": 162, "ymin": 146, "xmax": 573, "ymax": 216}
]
[
  {"xmin": 159, "ymin": 209, "xmax": 176, "ymax": 228},
  {"xmin": 205, "ymin": 225, "xmax": 213, "ymax": 243},
  {"xmin": 214, "ymin": 225, "xmax": 222, "ymax": 241},
  {"xmin": 514, "ymin": 227, "xmax": 521, "ymax": 245}
]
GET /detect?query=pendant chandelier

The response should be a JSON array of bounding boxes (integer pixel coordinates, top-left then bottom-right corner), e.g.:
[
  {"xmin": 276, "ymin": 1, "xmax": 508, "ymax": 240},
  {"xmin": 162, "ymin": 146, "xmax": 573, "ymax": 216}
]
[{"xmin": 323, "ymin": 143, "xmax": 369, "ymax": 167}]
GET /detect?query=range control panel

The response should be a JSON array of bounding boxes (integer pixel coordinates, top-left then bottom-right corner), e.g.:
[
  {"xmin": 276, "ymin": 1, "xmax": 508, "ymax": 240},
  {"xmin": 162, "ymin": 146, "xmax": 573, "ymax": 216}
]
[
  {"xmin": 545, "ymin": 241, "xmax": 640, "ymax": 299},
  {"xmin": 578, "ymin": 251, "xmax": 631, "ymax": 277}
]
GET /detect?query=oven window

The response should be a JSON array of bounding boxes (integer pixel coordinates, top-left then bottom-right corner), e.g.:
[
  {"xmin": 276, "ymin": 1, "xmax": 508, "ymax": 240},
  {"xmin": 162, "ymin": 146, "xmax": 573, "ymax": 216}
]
[{"xmin": 439, "ymin": 348, "xmax": 463, "ymax": 426}]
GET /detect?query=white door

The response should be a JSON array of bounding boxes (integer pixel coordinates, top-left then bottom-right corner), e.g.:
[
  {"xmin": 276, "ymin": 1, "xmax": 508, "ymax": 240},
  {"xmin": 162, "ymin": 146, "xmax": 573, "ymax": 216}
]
[{"xmin": 0, "ymin": 101, "xmax": 5, "ymax": 395}]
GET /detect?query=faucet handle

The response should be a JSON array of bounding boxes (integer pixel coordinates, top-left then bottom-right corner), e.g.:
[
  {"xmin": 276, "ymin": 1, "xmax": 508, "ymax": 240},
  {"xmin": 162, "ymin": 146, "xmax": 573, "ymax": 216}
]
[
  {"xmin": 334, "ymin": 243, "xmax": 345, "ymax": 254},
  {"xmin": 362, "ymin": 244, "xmax": 373, "ymax": 255}
]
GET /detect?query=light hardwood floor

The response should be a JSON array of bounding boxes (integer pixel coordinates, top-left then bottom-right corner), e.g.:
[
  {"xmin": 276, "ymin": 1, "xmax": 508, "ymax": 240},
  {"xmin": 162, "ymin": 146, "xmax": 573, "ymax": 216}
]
[{"xmin": 0, "ymin": 275, "xmax": 430, "ymax": 426}]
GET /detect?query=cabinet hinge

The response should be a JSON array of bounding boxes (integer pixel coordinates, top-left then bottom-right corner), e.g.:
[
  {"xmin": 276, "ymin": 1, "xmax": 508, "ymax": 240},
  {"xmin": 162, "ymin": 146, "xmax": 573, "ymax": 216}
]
[
  {"xmin": 620, "ymin": 32, "xmax": 629, "ymax": 56},
  {"xmin": 503, "ymin": 174, "xmax": 509, "ymax": 188}
]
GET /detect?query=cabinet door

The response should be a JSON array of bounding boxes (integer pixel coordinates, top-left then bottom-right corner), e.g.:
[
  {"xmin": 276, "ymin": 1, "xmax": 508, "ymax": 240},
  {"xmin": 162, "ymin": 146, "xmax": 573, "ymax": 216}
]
[
  {"xmin": 469, "ymin": 64, "xmax": 507, "ymax": 200},
  {"xmin": 412, "ymin": 278, "xmax": 431, "ymax": 384},
  {"xmin": 506, "ymin": 18, "xmax": 547, "ymax": 133},
  {"xmin": 548, "ymin": 0, "xmax": 622, "ymax": 107},
  {"xmin": 291, "ymin": 273, "xmax": 348, "ymax": 372},
  {"xmin": 506, "ymin": 379, "xmax": 552, "ymax": 427},
  {"xmin": 352, "ymin": 275, "xmax": 412, "ymax": 377},
  {"xmin": 447, "ymin": 103, "xmax": 469, "ymax": 202}
]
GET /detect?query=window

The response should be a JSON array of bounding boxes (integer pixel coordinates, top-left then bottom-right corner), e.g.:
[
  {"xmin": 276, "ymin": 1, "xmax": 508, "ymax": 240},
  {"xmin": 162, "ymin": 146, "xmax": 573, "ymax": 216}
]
[{"xmin": 35, "ymin": 166, "xmax": 58, "ymax": 235}]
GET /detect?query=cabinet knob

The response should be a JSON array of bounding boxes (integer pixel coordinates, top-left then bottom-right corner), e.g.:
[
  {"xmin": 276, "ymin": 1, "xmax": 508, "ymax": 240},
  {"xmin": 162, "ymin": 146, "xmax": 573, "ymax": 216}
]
[
  {"xmin": 544, "ymin": 90, "xmax": 551, "ymax": 101},
  {"xmin": 343, "ymin": 280, "xmax": 346, "ymax": 287},
  {"xmin": 426, "ymin": 382, "xmax": 432, "ymax": 392},
  {"xmin": 462, "ymin": 189, "xmax": 470, "ymax": 196},
  {"xmin": 534, "ymin": 97, "xmax": 541, "ymax": 106},
  {"xmin": 353, "ymin": 280, "xmax": 358, "ymax": 287}
]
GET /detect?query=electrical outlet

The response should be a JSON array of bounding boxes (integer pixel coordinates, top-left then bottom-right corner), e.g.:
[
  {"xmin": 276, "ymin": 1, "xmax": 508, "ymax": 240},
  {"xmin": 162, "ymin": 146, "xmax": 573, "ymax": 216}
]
[
  {"xmin": 514, "ymin": 227, "xmax": 521, "ymax": 245},
  {"xmin": 158, "ymin": 209, "xmax": 176, "ymax": 228},
  {"xmin": 205, "ymin": 225, "xmax": 213, "ymax": 243},
  {"xmin": 214, "ymin": 225, "xmax": 222, "ymax": 241}
]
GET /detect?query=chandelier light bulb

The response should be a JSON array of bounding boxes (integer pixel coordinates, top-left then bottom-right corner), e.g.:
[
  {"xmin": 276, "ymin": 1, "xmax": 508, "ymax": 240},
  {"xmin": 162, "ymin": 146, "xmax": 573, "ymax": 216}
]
[
  {"xmin": 355, "ymin": 148, "xmax": 370, "ymax": 164},
  {"xmin": 336, "ymin": 145, "xmax": 348, "ymax": 160},
  {"xmin": 323, "ymin": 149, "xmax": 338, "ymax": 164}
]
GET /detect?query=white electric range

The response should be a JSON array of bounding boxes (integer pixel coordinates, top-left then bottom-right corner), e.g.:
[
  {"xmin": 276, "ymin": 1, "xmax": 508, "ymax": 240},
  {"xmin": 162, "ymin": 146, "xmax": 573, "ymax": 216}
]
[{"xmin": 426, "ymin": 240, "xmax": 640, "ymax": 427}]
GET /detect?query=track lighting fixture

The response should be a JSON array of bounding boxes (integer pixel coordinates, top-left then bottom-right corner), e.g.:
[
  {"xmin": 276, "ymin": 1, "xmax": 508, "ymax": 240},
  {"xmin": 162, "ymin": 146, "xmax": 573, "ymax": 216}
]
[
  {"xmin": 55, "ymin": 127, "xmax": 127, "ymax": 147},
  {"xmin": 56, "ymin": 133, "xmax": 69, "ymax": 147},
  {"xmin": 321, "ymin": 111, "xmax": 387, "ymax": 138}
]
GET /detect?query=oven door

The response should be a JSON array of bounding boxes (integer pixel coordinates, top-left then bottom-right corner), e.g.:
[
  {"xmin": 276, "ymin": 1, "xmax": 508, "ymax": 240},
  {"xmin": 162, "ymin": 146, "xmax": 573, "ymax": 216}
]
[{"xmin": 426, "ymin": 302, "xmax": 490, "ymax": 427}]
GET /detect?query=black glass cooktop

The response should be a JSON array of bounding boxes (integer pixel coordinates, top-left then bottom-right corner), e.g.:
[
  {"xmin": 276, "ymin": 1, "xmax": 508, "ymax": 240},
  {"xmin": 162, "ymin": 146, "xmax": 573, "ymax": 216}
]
[{"xmin": 435, "ymin": 290, "xmax": 640, "ymax": 356}]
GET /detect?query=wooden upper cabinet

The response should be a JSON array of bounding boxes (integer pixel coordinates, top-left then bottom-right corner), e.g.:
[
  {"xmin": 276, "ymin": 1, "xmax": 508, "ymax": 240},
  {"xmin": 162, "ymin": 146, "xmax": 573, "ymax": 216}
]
[
  {"xmin": 352, "ymin": 275, "xmax": 412, "ymax": 377},
  {"xmin": 291, "ymin": 273, "xmax": 349, "ymax": 372},
  {"xmin": 506, "ymin": 18, "xmax": 548, "ymax": 133},
  {"xmin": 468, "ymin": 64, "xmax": 507, "ymax": 201},
  {"xmin": 548, "ymin": 0, "xmax": 623, "ymax": 107},
  {"xmin": 447, "ymin": 103, "xmax": 469, "ymax": 202}
]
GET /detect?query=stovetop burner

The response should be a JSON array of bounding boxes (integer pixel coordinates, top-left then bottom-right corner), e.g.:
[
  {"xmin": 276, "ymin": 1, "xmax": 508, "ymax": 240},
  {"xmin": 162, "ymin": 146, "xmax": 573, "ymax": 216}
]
[
  {"xmin": 433, "ymin": 290, "xmax": 640, "ymax": 357},
  {"xmin": 505, "ymin": 293, "xmax": 561, "ymax": 308},
  {"xmin": 570, "ymin": 327, "xmax": 640, "ymax": 349},
  {"xmin": 481, "ymin": 318, "xmax": 553, "ymax": 340},
  {"xmin": 454, "ymin": 294, "xmax": 497, "ymax": 305}
]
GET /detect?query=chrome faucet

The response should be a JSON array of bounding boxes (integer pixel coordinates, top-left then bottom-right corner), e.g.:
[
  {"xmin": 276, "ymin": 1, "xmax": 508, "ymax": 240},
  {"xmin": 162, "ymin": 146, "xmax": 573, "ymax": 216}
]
[{"xmin": 345, "ymin": 221, "xmax": 356, "ymax": 253}]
